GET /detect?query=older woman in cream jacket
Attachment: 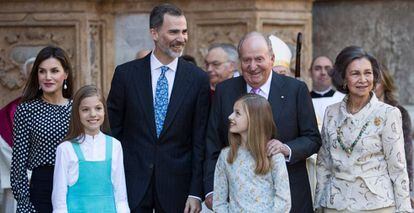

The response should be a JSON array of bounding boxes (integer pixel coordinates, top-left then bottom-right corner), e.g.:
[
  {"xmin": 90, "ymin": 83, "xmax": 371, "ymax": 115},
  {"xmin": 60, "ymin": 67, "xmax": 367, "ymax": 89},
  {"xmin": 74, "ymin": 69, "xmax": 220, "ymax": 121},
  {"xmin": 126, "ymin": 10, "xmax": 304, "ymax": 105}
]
[{"xmin": 315, "ymin": 46, "xmax": 412, "ymax": 212}]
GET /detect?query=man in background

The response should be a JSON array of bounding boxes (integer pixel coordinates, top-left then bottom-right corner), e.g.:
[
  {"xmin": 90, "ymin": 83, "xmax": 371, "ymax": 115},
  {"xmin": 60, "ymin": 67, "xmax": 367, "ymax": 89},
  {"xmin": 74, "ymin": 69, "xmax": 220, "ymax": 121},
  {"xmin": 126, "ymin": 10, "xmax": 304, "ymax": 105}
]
[{"xmin": 204, "ymin": 43, "xmax": 239, "ymax": 95}]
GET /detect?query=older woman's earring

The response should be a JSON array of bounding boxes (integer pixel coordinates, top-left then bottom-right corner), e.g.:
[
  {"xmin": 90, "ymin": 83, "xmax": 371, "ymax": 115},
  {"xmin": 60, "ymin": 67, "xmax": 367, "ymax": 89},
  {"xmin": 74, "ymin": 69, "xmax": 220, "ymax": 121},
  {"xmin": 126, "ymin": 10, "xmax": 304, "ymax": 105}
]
[
  {"xmin": 343, "ymin": 83, "xmax": 347, "ymax": 90},
  {"xmin": 63, "ymin": 79, "xmax": 67, "ymax": 90}
]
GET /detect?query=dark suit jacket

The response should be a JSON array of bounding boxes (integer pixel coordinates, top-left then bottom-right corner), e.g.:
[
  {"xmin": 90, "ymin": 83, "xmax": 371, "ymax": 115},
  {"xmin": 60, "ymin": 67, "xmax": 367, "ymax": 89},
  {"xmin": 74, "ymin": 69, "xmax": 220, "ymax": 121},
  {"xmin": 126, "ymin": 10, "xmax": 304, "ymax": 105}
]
[
  {"xmin": 204, "ymin": 73, "xmax": 321, "ymax": 213},
  {"xmin": 107, "ymin": 54, "xmax": 210, "ymax": 212}
]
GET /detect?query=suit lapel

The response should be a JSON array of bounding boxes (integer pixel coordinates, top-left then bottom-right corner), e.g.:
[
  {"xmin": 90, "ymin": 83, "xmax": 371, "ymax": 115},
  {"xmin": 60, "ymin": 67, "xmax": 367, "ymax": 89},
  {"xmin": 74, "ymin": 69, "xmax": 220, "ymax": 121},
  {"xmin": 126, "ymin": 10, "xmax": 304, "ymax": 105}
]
[
  {"xmin": 267, "ymin": 73, "xmax": 286, "ymax": 123},
  {"xmin": 132, "ymin": 55, "xmax": 157, "ymax": 139},
  {"xmin": 159, "ymin": 58, "xmax": 192, "ymax": 138}
]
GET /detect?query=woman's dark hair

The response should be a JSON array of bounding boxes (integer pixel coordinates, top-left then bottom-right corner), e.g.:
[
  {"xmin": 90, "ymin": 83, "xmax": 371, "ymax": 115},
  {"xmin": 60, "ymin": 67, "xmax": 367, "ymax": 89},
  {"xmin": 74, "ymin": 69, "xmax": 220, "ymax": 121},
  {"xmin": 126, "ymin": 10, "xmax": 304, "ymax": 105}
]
[
  {"xmin": 331, "ymin": 46, "xmax": 380, "ymax": 94},
  {"xmin": 378, "ymin": 64, "xmax": 399, "ymax": 106},
  {"xmin": 21, "ymin": 46, "xmax": 74, "ymax": 102},
  {"xmin": 63, "ymin": 85, "xmax": 110, "ymax": 143}
]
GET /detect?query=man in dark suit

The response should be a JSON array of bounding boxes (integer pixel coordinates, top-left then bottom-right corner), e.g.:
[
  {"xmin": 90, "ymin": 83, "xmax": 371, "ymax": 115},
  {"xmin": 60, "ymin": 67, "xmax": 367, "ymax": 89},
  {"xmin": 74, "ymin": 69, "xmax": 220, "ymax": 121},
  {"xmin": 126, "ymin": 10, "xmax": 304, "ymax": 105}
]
[
  {"xmin": 204, "ymin": 32, "xmax": 321, "ymax": 212},
  {"xmin": 107, "ymin": 3, "xmax": 210, "ymax": 213}
]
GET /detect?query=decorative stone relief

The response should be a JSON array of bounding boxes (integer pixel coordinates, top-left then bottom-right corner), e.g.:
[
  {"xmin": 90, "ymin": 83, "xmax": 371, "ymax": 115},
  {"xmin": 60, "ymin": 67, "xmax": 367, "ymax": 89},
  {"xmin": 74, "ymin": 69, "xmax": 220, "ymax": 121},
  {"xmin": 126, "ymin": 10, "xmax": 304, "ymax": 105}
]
[
  {"xmin": 194, "ymin": 22, "xmax": 247, "ymax": 68},
  {"xmin": 263, "ymin": 23, "xmax": 311, "ymax": 83},
  {"xmin": 0, "ymin": 25, "xmax": 76, "ymax": 106},
  {"xmin": 89, "ymin": 22, "xmax": 102, "ymax": 87}
]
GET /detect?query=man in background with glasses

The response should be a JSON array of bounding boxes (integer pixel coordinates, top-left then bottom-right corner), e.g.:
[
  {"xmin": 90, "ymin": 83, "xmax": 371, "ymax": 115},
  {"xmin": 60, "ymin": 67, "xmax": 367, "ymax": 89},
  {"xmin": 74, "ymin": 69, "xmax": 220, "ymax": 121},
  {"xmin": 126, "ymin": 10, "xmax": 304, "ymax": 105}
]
[{"xmin": 204, "ymin": 43, "xmax": 239, "ymax": 96}]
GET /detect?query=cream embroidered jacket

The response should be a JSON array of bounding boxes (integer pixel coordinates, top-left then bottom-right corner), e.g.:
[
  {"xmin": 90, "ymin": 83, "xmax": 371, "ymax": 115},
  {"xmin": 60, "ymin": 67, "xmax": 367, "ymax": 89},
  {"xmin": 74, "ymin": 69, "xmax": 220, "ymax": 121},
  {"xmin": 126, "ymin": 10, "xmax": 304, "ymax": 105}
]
[{"xmin": 315, "ymin": 94, "xmax": 412, "ymax": 212}]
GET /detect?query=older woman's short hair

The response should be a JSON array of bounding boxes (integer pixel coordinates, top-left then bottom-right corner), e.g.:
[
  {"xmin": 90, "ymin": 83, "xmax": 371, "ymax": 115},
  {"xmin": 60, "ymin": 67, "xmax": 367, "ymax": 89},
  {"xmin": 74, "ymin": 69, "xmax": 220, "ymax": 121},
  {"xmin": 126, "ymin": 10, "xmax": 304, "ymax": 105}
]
[{"xmin": 331, "ymin": 46, "xmax": 380, "ymax": 94}]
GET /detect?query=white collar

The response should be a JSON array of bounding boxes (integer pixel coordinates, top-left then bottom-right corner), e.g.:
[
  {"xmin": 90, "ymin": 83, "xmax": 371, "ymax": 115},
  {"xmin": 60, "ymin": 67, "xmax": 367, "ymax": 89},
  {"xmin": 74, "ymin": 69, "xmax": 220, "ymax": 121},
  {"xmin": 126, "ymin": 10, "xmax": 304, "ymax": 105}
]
[
  {"xmin": 76, "ymin": 131, "xmax": 104, "ymax": 143},
  {"xmin": 150, "ymin": 51, "xmax": 178, "ymax": 72},
  {"xmin": 313, "ymin": 86, "xmax": 333, "ymax": 95},
  {"xmin": 337, "ymin": 92, "xmax": 379, "ymax": 127}
]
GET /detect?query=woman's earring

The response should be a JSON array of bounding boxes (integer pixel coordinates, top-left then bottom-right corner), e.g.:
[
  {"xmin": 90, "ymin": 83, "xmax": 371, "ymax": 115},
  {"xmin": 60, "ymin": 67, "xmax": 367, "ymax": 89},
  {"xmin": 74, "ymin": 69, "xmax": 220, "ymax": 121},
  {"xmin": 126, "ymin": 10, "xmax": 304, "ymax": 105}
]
[
  {"xmin": 343, "ymin": 82, "xmax": 347, "ymax": 90},
  {"xmin": 63, "ymin": 79, "xmax": 67, "ymax": 90}
]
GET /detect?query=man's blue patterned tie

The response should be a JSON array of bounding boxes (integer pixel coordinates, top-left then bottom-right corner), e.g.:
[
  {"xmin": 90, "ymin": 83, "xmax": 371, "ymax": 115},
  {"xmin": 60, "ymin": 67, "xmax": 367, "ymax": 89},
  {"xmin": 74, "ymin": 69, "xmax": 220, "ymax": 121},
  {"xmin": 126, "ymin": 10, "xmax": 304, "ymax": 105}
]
[{"xmin": 154, "ymin": 66, "xmax": 169, "ymax": 137}]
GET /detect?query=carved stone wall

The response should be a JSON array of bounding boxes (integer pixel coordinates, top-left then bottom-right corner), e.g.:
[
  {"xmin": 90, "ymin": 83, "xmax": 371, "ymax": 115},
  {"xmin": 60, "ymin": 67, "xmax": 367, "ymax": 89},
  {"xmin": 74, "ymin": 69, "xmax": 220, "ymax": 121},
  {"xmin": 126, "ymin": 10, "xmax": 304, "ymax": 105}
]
[
  {"xmin": 0, "ymin": 0, "xmax": 312, "ymax": 107},
  {"xmin": 0, "ymin": 1, "xmax": 114, "ymax": 107},
  {"xmin": 0, "ymin": 13, "xmax": 78, "ymax": 107},
  {"xmin": 184, "ymin": 1, "xmax": 313, "ymax": 85}
]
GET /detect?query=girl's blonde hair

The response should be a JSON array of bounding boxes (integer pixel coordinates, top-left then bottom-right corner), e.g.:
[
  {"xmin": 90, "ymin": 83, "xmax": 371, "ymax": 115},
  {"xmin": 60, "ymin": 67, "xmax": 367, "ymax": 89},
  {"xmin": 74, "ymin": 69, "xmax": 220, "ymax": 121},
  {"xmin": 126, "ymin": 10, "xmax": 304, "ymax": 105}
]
[
  {"xmin": 63, "ymin": 85, "xmax": 110, "ymax": 143},
  {"xmin": 227, "ymin": 94, "xmax": 277, "ymax": 175}
]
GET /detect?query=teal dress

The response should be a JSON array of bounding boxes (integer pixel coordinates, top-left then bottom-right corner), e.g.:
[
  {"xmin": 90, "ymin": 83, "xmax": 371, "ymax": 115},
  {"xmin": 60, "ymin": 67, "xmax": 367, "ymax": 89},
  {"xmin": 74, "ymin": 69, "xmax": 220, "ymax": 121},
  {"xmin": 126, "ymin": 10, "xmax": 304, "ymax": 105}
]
[{"xmin": 67, "ymin": 135, "xmax": 116, "ymax": 213}]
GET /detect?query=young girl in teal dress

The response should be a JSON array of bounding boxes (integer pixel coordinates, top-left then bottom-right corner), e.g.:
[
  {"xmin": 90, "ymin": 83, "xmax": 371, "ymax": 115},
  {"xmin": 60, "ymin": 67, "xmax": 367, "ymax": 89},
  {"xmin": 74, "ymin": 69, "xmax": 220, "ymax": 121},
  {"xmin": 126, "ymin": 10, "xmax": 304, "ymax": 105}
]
[
  {"xmin": 213, "ymin": 94, "xmax": 291, "ymax": 212},
  {"xmin": 52, "ymin": 85, "xmax": 129, "ymax": 213}
]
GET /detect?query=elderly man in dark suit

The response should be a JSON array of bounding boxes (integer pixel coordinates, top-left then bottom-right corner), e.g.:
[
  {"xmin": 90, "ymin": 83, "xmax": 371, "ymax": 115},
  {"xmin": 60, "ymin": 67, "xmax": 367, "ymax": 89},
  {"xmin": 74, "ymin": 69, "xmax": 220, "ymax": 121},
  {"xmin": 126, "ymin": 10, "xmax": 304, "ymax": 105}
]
[
  {"xmin": 107, "ymin": 3, "xmax": 210, "ymax": 213},
  {"xmin": 204, "ymin": 32, "xmax": 321, "ymax": 213}
]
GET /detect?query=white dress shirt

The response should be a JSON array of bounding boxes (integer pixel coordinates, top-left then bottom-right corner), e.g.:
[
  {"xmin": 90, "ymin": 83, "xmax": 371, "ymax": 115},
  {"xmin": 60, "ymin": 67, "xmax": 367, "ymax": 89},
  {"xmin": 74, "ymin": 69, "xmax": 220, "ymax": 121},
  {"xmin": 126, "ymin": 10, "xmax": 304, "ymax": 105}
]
[
  {"xmin": 150, "ymin": 52, "xmax": 178, "ymax": 102},
  {"xmin": 52, "ymin": 132, "xmax": 130, "ymax": 213}
]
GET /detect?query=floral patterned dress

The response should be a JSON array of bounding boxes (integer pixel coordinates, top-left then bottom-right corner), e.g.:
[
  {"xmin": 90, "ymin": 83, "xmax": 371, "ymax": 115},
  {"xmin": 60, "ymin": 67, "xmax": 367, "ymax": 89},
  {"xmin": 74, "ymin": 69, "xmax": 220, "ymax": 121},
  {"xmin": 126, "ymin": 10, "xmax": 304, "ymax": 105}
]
[{"xmin": 213, "ymin": 147, "xmax": 291, "ymax": 213}]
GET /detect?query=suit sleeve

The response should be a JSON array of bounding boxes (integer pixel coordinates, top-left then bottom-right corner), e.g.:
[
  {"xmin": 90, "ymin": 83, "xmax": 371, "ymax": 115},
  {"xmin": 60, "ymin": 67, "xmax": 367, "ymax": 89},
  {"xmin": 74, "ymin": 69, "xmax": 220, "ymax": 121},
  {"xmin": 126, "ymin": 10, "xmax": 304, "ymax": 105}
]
[
  {"xmin": 107, "ymin": 66, "xmax": 126, "ymax": 141},
  {"xmin": 314, "ymin": 109, "xmax": 332, "ymax": 209},
  {"xmin": 285, "ymin": 82, "xmax": 321, "ymax": 164},
  {"xmin": 204, "ymin": 84, "xmax": 226, "ymax": 196},
  {"xmin": 189, "ymin": 72, "xmax": 211, "ymax": 198},
  {"xmin": 397, "ymin": 105, "xmax": 413, "ymax": 193},
  {"xmin": 382, "ymin": 107, "xmax": 411, "ymax": 212}
]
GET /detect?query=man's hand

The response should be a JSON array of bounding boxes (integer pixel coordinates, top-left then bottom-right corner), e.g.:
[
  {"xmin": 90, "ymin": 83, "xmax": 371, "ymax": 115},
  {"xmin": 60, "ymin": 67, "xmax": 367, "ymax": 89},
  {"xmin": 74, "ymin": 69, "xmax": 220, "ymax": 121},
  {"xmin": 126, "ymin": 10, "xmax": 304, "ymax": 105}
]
[
  {"xmin": 184, "ymin": 197, "xmax": 201, "ymax": 213},
  {"xmin": 205, "ymin": 194, "xmax": 213, "ymax": 210},
  {"xmin": 266, "ymin": 139, "xmax": 289, "ymax": 157}
]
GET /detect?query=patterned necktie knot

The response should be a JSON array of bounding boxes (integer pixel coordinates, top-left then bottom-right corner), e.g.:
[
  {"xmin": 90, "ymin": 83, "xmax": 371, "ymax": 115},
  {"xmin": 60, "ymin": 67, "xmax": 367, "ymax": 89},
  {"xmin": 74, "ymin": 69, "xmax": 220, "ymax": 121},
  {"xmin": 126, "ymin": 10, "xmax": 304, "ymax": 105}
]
[
  {"xmin": 160, "ymin": 66, "xmax": 168, "ymax": 76},
  {"xmin": 154, "ymin": 66, "xmax": 169, "ymax": 138},
  {"xmin": 250, "ymin": 88, "xmax": 260, "ymax": 94}
]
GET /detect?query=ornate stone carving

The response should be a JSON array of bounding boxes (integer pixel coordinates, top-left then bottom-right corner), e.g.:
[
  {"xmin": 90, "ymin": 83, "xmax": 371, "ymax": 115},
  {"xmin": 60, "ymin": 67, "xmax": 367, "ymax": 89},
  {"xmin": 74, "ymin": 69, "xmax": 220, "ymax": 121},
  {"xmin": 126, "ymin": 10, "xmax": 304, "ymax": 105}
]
[
  {"xmin": 0, "ymin": 27, "xmax": 76, "ymax": 88},
  {"xmin": 0, "ymin": 14, "xmax": 77, "ymax": 106},
  {"xmin": 194, "ymin": 22, "xmax": 247, "ymax": 67},
  {"xmin": 89, "ymin": 22, "xmax": 102, "ymax": 86},
  {"xmin": 263, "ymin": 23, "xmax": 312, "ymax": 84}
]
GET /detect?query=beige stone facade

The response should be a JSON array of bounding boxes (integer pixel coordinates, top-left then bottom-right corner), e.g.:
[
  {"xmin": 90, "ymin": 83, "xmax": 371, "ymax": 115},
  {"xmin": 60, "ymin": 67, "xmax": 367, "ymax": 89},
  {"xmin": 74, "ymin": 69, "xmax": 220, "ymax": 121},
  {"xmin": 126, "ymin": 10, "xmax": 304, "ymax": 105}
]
[{"xmin": 0, "ymin": 0, "xmax": 313, "ymax": 108}]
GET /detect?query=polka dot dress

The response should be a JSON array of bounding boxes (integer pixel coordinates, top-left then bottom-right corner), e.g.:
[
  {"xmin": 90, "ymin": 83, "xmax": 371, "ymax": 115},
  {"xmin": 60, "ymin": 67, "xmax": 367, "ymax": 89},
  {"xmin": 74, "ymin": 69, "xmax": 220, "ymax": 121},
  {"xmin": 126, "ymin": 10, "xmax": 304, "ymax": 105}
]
[{"xmin": 11, "ymin": 98, "xmax": 72, "ymax": 212}]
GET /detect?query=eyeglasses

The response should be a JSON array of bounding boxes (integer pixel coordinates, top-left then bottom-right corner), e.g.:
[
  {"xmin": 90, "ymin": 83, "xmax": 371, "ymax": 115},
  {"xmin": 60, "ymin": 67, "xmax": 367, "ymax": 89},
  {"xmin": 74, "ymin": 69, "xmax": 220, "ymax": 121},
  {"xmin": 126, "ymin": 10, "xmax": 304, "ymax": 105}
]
[{"xmin": 205, "ymin": 60, "xmax": 229, "ymax": 70}]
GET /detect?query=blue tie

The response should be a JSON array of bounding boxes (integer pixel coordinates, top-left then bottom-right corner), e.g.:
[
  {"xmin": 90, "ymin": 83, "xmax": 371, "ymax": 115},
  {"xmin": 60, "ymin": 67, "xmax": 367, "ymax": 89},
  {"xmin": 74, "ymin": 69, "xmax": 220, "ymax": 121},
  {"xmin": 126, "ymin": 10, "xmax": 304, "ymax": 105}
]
[{"xmin": 154, "ymin": 66, "xmax": 169, "ymax": 137}]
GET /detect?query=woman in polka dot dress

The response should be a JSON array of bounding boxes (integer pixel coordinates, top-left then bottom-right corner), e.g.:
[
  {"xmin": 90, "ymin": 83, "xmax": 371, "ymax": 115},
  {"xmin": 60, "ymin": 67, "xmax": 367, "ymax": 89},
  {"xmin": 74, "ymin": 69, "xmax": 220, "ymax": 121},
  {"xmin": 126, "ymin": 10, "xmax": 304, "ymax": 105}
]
[{"xmin": 10, "ymin": 46, "xmax": 74, "ymax": 212}]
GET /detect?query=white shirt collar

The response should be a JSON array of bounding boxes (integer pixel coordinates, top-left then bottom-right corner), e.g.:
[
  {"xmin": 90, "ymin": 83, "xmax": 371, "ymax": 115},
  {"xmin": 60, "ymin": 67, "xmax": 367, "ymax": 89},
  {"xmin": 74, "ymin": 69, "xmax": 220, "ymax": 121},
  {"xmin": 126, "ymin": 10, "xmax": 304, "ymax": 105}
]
[
  {"xmin": 77, "ymin": 131, "xmax": 104, "ymax": 143},
  {"xmin": 313, "ymin": 86, "xmax": 333, "ymax": 96},
  {"xmin": 246, "ymin": 71, "xmax": 273, "ymax": 99},
  {"xmin": 150, "ymin": 51, "xmax": 178, "ymax": 72}
]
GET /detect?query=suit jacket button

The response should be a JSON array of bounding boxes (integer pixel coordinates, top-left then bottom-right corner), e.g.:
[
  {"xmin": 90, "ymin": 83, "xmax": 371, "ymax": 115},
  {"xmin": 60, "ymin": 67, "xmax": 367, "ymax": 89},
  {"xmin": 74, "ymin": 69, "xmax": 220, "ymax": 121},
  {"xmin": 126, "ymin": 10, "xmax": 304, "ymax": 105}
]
[{"xmin": 149, "ymin": 163, "xmax": 154, "ymax": 169}]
